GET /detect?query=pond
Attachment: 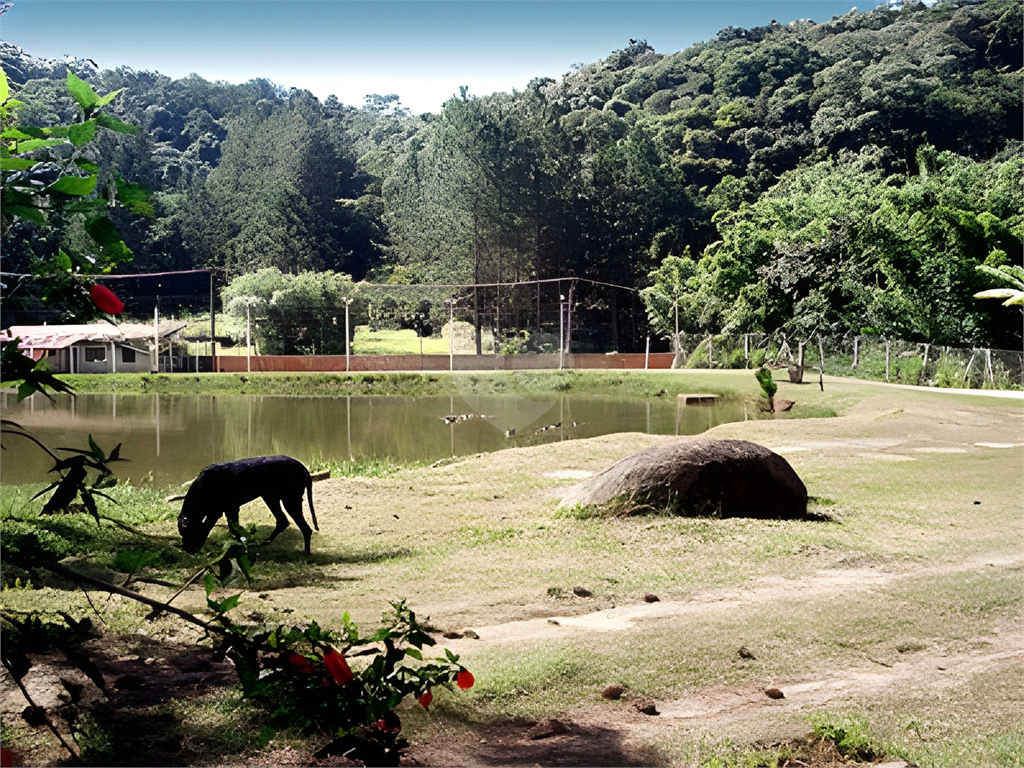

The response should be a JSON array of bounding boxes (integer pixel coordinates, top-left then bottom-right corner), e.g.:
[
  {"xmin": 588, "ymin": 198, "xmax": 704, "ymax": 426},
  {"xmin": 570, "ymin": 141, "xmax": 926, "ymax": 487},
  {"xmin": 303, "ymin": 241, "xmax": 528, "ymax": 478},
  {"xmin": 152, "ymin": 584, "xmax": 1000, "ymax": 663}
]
[{"xmin": 1, "ymin": 391, "xmax": 757, "ymax": 487}]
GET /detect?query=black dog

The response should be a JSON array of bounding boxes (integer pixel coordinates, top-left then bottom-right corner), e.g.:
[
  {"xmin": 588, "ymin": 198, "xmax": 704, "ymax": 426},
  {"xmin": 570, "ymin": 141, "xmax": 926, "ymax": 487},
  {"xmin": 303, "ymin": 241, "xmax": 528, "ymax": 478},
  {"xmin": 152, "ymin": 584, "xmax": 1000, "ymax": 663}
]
[{"xmin": 177, "ymin": 455, "xmax": 319, "ymax": 555}]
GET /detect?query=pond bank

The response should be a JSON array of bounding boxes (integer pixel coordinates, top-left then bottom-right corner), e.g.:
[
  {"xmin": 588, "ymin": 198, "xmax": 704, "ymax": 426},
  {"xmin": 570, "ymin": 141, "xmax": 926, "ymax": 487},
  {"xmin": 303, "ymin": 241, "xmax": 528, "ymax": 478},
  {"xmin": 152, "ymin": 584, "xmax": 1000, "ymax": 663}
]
[{"xmin": 46, "ymin": 369, "xmax": 749, "ymax": 399}]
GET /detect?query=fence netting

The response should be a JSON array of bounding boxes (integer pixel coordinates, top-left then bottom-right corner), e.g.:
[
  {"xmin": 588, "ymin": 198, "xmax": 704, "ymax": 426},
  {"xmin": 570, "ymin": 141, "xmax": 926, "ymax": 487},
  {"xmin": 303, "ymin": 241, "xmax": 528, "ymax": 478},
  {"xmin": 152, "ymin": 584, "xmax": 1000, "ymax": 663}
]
[{"xmin": 670, "ymin": 332, "xmax": 1023, "ymax": 390}]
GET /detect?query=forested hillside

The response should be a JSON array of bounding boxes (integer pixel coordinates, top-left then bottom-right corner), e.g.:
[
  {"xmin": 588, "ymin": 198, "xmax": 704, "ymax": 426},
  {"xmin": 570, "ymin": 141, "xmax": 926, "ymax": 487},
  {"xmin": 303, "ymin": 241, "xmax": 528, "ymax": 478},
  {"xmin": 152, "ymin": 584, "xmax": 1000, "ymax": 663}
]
[{"xmin": 2, "ymin": 0, "xmax": 1021, "ymax": 347}]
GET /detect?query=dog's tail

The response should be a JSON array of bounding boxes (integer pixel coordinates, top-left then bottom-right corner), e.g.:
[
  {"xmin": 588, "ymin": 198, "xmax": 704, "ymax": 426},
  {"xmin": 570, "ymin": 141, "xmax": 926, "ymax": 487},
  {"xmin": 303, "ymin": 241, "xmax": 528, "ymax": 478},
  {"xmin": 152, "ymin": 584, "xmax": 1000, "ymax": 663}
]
[{"xmin": 306, "ymin": 475, "xmax": 319, "ymax": 531}]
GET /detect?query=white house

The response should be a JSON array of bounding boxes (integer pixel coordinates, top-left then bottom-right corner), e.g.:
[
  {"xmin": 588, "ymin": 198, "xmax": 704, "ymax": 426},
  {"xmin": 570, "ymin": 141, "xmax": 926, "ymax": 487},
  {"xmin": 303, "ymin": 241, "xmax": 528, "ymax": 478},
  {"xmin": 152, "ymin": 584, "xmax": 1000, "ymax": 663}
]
[{"xmin": 1, "ymin": 322, "xmax": 186, "ymax": 374}]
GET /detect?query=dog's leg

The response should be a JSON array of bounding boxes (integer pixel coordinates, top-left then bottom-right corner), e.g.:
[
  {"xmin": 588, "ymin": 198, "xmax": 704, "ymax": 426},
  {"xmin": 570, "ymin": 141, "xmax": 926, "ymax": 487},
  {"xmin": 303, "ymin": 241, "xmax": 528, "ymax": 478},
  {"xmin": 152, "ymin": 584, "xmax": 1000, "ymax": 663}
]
[
  {"xmin": 281, "ymin": 493, "xmax": 313, "ymax": 555},
  {"xmin": 262, "ymin": 496, "xmax": 290, "ymax": 545}
]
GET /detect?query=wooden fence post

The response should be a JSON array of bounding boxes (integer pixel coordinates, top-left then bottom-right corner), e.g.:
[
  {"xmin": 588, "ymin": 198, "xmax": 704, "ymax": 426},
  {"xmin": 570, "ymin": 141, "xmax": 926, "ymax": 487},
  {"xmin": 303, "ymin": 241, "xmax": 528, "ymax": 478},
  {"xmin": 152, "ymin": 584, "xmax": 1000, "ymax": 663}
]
[
  {"xmin": 853, "ymin": 336, "xmax": 859, "ymax": 368},
  {"xmin": 964, "ymin": 349, "xmax": 977, "ymax": 385},
  {"xmin": 885, "ymin": 339, "xmax": 891, "ymax": 382},
  {"xmin": 817, "ymin": 334, "xmax": 825, "ymax": 391}
]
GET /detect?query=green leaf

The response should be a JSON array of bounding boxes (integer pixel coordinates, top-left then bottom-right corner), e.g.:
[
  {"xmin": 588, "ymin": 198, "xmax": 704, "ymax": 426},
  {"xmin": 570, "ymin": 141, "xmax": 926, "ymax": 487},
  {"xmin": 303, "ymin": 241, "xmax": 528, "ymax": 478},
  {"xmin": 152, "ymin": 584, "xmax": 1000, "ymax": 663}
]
[
  {"xmin": 3, "ymin": 205, "xmax": 46, "ymax": 225},
  {"xmin": 47, "ymin": 175, "xmax": 98, "ymax": 196},
  {"xmin": 88, "ymin": 434, "xmax": 105, "ymax": 463},
  {"xmin": 85, "ymin": 216, "xmax": 132, "ymax": 259},
  {"xmin": 404, "ymin": 647, "xmax": 423, "ymax": 661},
  {"xmin": 17, "ymin": 382, "xmax": 35, "ymax": 401},
  {"xmin": 55, "ymin": 250, "xmax": 73, "ymax": 272},
  {"xmin": 219, "ymin": 593, "xmax": 242, "ymax": 613},
  {"xmin": 0, "ymin": 158, "xmax": 35, "ymax": 171},
  {"xmin": 75, "ymin": 159, "xmax": 99, "ymax": 173},
  {"xmin": 2, "ymin": 127, "xmax": 36, "ymax": 140},
  {"xmin": 0, "ymin": 67, "xmax": 9, "ymax": 105},
  {"xmin": 96, "ymin": 88, "xmax": 125, "ymax": 109},
  {"xmin": 68, "ymin": 120, "xmax": 97, "ymax": 147},
  {"xmin": 67, "ymin": 70, "xmax": 100, "ymax": 110},
  {"xmin": 81, "ymin": 490, "xmax": 100, "ymax": 524},
  {"xmin": 236, "ymin": 554, "xmax": 253, "ymax": 581},
  {"xmin": 203, "ymin": 571, "xmax": 217, "ymax": 597},
  {"xmin": 14, "ymin": 138, "xmax": 66, "ymax": 152},
  {"xmin": 95, "ymin": 113, "xmax": 139, "ymax": 136}
]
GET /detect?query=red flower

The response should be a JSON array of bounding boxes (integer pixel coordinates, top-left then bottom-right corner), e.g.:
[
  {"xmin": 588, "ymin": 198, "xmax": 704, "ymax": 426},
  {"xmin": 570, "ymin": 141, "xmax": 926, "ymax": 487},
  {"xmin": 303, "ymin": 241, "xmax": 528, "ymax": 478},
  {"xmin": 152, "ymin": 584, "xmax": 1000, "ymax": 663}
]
[
  {"xmin": 89, "ymin": 284, "xmax": 124, "ymax": 315},
  {"xmin": 286, "ymin": 652, "xmax": 314, "ymax": 674},
  {"xmin": 456, "ymin": 669, "xmax": 475, "ymax": 689},
  {"xmin": 323, "ymin": 647, "xmax": 354, "ymax": 685},
  {"xmin": 418, "ymin": 690, "xmax": 433, "ymax": 709},
  {"xmin": 1, "ymin": 747, "xmax": 21, "ymax": 767}
]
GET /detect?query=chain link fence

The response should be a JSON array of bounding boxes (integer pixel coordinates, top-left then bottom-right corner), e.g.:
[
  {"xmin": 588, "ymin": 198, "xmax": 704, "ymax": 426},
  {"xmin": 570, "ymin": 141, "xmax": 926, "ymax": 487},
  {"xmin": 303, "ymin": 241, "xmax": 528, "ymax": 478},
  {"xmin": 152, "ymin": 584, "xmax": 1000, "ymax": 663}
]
[{"xmin": 671, "ymin": 332, "xmax": 1023, "ymax": 390}]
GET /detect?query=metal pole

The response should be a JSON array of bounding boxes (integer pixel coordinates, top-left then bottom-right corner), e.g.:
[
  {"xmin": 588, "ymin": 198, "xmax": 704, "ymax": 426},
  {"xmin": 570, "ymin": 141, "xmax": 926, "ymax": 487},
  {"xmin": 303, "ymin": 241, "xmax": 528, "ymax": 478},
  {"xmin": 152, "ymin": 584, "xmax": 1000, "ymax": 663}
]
[
  {"xmin": 345, "ymin": 299, "xmax": 351, "ymax": 372},
  {"xmin": 645, "ymin": 335, "xmax": 650, "ymax": 370},
  {"xmin": 246, "ymin": 303, "xmax": 251, "ymax": 373},
  {"xmin": 209, "ymin": 271, "xmax": 217, "ymax": 373},
  {"xmin": 448, "ymin": 300, "xmax": 454, "ymax": 373},
  {"xmin": 561, "ymin": 296, "xmax": 569, "ymax": 370},
  {"xmin": 154, "ymin": 304, "xmax": 159, "ymax": 373},
  {"xmin": 566, "ymin": 281, "xmax": 575, "ymax": 358}
]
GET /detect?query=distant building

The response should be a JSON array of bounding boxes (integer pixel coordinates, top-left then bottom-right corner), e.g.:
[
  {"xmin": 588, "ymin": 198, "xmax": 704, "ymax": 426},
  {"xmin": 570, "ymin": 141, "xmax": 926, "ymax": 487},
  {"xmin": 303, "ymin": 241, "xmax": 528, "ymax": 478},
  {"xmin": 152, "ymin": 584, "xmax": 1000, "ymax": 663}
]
[{"xmin": 1, "ymin": 322, "xmax": 187, "ymax": 374}]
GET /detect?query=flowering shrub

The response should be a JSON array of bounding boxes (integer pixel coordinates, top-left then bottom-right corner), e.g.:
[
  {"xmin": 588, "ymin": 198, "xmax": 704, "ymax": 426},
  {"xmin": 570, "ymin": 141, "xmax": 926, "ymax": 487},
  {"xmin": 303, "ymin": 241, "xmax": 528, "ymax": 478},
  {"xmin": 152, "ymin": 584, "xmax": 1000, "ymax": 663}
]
[{"xmin": 206, "ymin": 589, "xmax": 473, "ymax": 765}]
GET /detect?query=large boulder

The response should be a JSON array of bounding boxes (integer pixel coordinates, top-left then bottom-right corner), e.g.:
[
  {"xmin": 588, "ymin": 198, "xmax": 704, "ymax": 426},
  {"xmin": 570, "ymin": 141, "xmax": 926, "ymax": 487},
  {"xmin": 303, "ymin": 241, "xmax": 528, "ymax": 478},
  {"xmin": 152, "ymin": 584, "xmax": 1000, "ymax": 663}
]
[{"xmin": 559, "ymin": 438, "xmax": 807, "ymax": 518}]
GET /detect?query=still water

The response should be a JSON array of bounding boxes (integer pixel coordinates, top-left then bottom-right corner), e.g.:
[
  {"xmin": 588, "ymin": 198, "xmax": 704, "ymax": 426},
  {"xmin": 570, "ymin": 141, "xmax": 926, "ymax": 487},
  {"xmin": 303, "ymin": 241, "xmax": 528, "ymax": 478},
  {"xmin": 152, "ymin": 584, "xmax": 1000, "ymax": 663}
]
[{"xmin": 1, "ymin": 391, "xmax": 754, "ymax": 487}]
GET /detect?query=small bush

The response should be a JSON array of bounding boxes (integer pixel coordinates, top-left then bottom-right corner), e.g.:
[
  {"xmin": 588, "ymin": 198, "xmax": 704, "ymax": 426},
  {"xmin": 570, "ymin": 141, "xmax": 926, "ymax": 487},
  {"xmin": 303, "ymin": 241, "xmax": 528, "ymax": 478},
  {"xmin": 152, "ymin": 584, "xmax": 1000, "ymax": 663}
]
[{"xmin": 811, "ymin": 713, "xmax": 883, "ymax": 762}]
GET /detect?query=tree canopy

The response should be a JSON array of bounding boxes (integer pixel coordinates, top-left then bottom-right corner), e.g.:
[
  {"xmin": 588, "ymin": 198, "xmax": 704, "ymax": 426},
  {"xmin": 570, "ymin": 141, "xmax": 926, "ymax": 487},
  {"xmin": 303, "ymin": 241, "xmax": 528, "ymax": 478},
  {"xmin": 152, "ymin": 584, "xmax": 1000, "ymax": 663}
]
[{"xmin": 1, "ymin": 0, "xmax": 1020, "ymax": 347}]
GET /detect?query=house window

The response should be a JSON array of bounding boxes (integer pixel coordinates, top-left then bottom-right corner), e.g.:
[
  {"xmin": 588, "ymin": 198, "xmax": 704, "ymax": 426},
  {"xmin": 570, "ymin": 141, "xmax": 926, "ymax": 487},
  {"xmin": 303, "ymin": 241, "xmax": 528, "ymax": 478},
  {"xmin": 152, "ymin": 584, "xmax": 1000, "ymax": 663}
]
[
  {"xmin": 47, "ymin": 349, "xmax": 57, "ymax": 357},
  {"xmin": 84, "ymin": 346, "xmax": 106, "ymax": 362},
  {"xmin": 121, "ymin": 347, "xmax": 136, "ymax": 363}
]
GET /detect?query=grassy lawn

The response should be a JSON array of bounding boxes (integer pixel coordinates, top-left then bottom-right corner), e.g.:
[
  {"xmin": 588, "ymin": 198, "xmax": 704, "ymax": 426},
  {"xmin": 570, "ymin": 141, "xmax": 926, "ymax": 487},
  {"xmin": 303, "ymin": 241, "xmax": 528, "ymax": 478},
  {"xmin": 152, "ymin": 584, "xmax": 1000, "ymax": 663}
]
[{"xmin": 1, "ymin": 376, "xmax": 1021, "ymax": 766}]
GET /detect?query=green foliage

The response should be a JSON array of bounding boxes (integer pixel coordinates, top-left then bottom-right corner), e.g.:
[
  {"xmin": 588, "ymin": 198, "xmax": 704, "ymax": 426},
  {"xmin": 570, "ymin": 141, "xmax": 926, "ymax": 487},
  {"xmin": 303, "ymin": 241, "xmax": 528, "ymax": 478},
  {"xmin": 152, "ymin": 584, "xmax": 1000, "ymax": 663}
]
[
  {"xmin": 811, "ymin": 713, "xmax": 884, "ymax": 762},
  {"xmin": 207, "ymin": 595, "xmax": 473, "ymax": 764},
  {"xmin": 222, "ymin": 268, "xmax": 361, "ymax": 355},
  {"xmin": 755, "ymin": 366, "xmax": 778, "ymax": 400},
  {"xmin": 3, "ymin": 1, "xmax": 1020, "ymax": 349}
]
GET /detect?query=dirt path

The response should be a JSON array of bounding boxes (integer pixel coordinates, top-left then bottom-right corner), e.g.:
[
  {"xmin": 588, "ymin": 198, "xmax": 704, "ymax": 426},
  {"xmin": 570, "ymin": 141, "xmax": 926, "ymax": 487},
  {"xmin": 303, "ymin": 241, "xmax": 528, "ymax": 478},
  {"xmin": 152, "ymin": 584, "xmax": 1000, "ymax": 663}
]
[{"xmin": 412, "ymin": 548, "xmax": 1023, "ymax": 766}]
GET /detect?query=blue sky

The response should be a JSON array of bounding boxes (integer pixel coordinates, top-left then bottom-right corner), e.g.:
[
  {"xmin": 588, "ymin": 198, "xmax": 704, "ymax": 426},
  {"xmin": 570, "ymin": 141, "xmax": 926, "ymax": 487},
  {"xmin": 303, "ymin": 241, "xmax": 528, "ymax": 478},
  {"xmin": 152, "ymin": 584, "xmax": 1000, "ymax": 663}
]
[{"xmin": 4, "ymin": 1, "xmax": 875, "ymax": 114}]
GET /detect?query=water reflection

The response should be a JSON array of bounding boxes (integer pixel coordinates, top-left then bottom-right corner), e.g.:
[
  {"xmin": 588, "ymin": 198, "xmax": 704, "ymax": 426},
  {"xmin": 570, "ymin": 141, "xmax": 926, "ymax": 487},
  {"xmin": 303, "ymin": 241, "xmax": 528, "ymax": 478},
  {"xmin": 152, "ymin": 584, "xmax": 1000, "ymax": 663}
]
[{"xmin": 0, "ymin": 391, "xmax": 752, "ymax": 487}]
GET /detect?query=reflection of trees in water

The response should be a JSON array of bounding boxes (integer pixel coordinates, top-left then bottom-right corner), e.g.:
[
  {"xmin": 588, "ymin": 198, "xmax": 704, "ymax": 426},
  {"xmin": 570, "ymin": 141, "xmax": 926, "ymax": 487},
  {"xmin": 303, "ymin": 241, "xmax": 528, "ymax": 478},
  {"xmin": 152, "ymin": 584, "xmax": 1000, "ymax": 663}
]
[{"xmin": 2, "ymin": 394, "xmax": 753, "ymax": 486}]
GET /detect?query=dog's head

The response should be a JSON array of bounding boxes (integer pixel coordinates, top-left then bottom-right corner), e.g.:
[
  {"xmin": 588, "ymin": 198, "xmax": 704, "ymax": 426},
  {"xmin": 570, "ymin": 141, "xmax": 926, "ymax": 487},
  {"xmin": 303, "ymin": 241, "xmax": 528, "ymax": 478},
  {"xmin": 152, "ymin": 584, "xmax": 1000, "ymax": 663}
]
[{"xmin": 177, "ymin": 482, "xmax": 219, "ymax": 554}]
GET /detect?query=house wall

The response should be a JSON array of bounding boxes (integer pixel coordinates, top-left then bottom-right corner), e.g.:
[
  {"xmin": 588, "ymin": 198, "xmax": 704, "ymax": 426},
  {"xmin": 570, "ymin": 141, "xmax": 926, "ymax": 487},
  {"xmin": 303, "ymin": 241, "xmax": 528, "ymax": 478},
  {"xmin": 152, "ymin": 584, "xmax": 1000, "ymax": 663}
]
[
  {"xmin": 69, "ymin": 341, "xmax": 151, "ymax": 373},
  {"xmin": 117, "ymin": 345, "xmax": 151, "ymax": 373}
]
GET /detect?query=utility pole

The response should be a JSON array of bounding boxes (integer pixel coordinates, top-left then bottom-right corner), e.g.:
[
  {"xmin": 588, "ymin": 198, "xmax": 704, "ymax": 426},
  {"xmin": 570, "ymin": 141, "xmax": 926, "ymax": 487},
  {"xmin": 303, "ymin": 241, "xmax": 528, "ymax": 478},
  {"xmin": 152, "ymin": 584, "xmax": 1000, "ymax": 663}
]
[{"xmin": 344, "ymin": 297, "xmax": 353, "ymax": 372}]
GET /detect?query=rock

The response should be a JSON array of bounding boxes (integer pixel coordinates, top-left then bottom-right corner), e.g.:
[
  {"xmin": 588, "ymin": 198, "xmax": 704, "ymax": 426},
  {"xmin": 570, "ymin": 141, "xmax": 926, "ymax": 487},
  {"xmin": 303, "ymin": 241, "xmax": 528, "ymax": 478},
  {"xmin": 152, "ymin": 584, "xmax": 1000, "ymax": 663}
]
[
  {"xmin": 601, "ymin": 685, "xmax": 625, "ymax": 700},
  {"xmin": 764, "ymin": 687, "xmax": 785, "ymax": 699},
  {"xmin": 643, "ymin": 593, "xmax": 660, "ymax": 603},
  {"xmin": 559, "ymin": 439, "xmax": 807, "ymax": 519},
  {"xmin": 442, "ymin": 631, "xmax": 463, "ymax": 639},
  {"xmin": 738, "ymin": 646, "xmax": 757, "ymax": 659},
  {"xmin": 572, "ymin": 586, "xmax": 592, "ymax": 597},
  {"xmin": 774, "ymin": 398, "xmax": 795, "ymax": 413},
  {"xmin": 462, "ymin": 629, "xmax": 480, "ymax": 640},
  {"xmin": 526, "ymin": 718, "xmax": 571, "ymax": 739},
  {"xmin": 634, "ymin": 699, "xmax": 659, "ymax": 716}
]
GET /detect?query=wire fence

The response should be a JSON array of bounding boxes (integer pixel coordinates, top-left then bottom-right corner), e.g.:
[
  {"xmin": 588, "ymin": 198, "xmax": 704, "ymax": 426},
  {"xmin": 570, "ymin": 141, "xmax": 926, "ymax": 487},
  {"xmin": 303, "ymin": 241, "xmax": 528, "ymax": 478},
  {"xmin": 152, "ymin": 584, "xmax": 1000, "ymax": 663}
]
[
  {"xmin": 671, "ymin": 332, "xmax": 1024, "ymax": 390},
  {"xmin": 7, "ymin": 269, "xmax": 1019, "ymax": 389}
]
